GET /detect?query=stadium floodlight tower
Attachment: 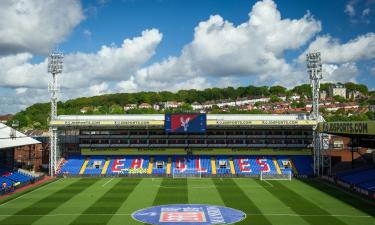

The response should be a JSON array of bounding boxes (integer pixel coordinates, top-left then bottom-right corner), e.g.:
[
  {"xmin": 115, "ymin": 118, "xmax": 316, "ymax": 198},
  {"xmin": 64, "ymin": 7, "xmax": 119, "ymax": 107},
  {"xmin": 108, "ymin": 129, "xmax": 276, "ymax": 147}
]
[
  {"xmin": 306, "ymin": 52, "xmax": 325, "ymax": 176},
  {"xmin": 48, "ymin": 51, "xmax": 63, "ymax": 176}
]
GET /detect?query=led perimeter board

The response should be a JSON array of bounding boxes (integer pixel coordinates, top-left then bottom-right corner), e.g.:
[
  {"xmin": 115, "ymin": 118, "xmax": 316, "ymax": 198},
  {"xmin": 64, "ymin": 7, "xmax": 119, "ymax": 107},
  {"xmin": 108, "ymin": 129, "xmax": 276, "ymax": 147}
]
[{"xmin": 165, "ymin": 113, "xmax": 206, "ymax": 133}]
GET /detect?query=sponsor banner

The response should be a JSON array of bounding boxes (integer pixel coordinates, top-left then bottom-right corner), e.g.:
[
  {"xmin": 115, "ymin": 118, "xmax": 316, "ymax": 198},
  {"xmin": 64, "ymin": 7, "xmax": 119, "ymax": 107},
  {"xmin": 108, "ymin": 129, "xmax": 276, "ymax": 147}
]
[
  {"xmin": 80, "ymin": 148, "xmax": 186, "ymax": 155},
  {"xmin": 318, "ymin": 121, "xmax": 375, "ymax": 135},
  {"xmin": 208, "ymin": 120, "xmax": 316, "ymax": 126},
  {"xmin": 50, "ymin": 120, "xmax": 164, "ymax": 126},
  {"xmin": 51, "ymin": 119, "xmax": 315, "ymax": 127},
  {"xmin": 132, "ymin": 204, "xmax": 246, "ymax": 225}
]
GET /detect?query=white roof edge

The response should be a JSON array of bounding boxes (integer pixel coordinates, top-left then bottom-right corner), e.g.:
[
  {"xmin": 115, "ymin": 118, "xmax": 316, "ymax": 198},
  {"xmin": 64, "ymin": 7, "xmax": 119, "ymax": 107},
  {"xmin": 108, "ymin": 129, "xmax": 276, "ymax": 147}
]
[{"xmin": 0, "ymin": 123, "xmax": 40, "ymax": 149}]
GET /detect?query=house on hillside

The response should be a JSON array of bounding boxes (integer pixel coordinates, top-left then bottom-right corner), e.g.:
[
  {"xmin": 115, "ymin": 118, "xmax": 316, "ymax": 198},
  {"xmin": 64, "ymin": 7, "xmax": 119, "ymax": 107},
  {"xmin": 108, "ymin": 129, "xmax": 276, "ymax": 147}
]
[
  {"xmin": 123, "ymin": 104, "xmax": 137, "ymax": 111},
  {"xmin": 329, "ymin": 83, "xmax": 346, "ymax": 98},
  {"xmin": 191, "ymin": 102, "xmax": 203, "ymax": 110},
  {"xmin": 0, "ymin": 114, "xmax": 13, "ymax": 123},
  {"xmin": 162, "ymin": 101, "xmax": 183, "ymax": 109},
  {"xmin": 139, "ymin": 103, "xmax": 152, "ymax": 109},
  {"xmin": 80, "ymin": 107, "xmax": 92, "ymax": 114},
  {"xmin": 202, "ymin": 101, "xmax": 215, "ymax": 109}
]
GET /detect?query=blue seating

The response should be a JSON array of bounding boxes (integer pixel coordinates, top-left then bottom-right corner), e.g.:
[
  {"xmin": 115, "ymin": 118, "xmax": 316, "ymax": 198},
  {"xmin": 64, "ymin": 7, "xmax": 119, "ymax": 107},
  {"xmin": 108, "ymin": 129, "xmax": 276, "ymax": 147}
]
[
  {"xmin": 107, "ymin": 156, "xmax": 149, "ymax": 174},
  {"xmin": 152, "ymin": 156, "xmax": 168, "ymax": 174},
  {"xmin": 171, "ymin": 156, "xmax": 212, "ymax": 175},
  {"xmin": 60, "ymin": 156, "xmax": 85, "ymax": 174},
  {"xmin": 215, "ymin": 156, "xmax": 231, "ymax": 174},
  {"xmin": 59, "ymin": 155, "xmax": 313, "ymax": 176},
  {"xmin": 0, "ymin": 166, "xmax": 32, "ymax": 189},
  {"xmin": 233, "ymin": 156, "xmax": 279, "ymax": 175},
  {"xmin": 4, "ymin": 172, "xmax": 32, "ymax": 183},
  {"xmin": 339, "ymin": 168, "xmax": 375, "ymax": 185},
  {"xmin": 290, "ymin": 155, "xmax": 314, "ymax": 175}
]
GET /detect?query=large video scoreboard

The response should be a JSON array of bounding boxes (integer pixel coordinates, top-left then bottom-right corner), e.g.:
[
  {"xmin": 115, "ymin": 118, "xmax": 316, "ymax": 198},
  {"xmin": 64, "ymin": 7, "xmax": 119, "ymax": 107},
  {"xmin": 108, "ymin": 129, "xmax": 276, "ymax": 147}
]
[{"xmin": 165, "ymin": 114, "xmax": 206, "ymax": 133}]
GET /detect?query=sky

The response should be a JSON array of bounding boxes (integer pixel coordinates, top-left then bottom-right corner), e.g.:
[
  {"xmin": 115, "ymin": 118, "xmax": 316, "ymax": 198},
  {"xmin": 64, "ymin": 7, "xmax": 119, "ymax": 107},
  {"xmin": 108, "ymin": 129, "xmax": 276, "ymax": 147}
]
[{"xmin": 0, "ymin": 0, "xmax": 375, "ymax": 114}]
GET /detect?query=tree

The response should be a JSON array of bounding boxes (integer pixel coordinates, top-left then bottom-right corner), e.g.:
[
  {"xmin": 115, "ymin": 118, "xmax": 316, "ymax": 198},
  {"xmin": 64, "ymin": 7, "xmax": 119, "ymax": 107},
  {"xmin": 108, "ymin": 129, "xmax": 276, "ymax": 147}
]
[
  {"xmin": 333, "ymin": 95, "xmax": 347, "ymax": 103},
  {"xmin": 291, "ymin": 101, "xmax": 305, "ymax": 108},
  {"xmin": 269, "ymin": 95, "xmax": 282, "ymax": 103},
  {"xmin": 269, "ymin": 85, "xmax": 287, "ymax": 96}
]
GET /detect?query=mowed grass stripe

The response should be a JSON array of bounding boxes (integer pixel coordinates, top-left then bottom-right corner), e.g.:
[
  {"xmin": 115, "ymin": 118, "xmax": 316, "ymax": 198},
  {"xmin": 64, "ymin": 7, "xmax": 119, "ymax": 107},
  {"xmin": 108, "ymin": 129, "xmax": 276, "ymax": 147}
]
[
  {"xmin": 233, "ymin": 179, "xmax": 309, "ymax": 225},
  {"xmin": 69, "ymin": 178, "xmax": 141, "ymax": 225},
  {"xmin": 152, "ymin": 178, "xmax": 188, "ymax": 205},
  {"xmin": 257, "ymin": 180, "xmax": 349, "ymax": 225},
  {"xmin": 107, "ymin": 178, "xmax": 162, "ymax": 225},
  {"xmin": 213, "ymin": 178, "xmax": 271, "ymax": 225},
  {"xmin": 301, "ymin": 179, "xmax": 375, "ymax": 217},
  {"xmin": 0, "ymin": 178, "xmax": 98, "ymax": 225}
]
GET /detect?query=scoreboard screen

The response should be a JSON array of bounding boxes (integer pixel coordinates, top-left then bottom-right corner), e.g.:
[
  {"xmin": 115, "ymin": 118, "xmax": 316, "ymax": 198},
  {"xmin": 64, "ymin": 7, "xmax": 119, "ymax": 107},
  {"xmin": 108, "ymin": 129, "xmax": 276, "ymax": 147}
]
[{"xmin": 165, "ymin": 114, "xmax": 206, "ymax": 133}]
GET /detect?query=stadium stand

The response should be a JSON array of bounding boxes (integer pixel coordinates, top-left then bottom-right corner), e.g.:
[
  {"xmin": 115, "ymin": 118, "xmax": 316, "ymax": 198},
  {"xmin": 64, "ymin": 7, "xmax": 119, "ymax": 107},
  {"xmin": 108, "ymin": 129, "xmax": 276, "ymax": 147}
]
[
  {"xmin": 290, "ymin": 155, "xmax": 314, "ymax": 175},
  {"xmin": 0, "ymin": 165, "xmax": 33, "ymax": 192},
  {"xmin": 337, "ymin": 167, "xmax": 375, "ymax": 190},
  {"xmin": 59, "ymin": 156, "xmax": 85, "ymax": 175},
  {"xmin": 59, "ymin": 155, "xmax": 314, "ymax": 176}
]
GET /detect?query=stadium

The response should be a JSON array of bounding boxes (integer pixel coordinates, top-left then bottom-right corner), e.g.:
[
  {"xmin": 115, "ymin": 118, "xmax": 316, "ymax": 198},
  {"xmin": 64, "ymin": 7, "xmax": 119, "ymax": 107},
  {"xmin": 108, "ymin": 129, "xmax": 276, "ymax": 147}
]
[
  {"xmin": 1, "ymin": 112, "xmax": 375, "ymax": 225},
  {"xmin": 1, "ymin": 1, "xmax": 375, "ymax": 225}
]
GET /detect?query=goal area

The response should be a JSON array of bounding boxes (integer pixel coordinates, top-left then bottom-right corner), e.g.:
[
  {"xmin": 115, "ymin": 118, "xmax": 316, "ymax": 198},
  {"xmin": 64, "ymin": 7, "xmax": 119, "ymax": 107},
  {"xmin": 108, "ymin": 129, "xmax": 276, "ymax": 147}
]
[
  {"xmin": 260, "ymin": 170, "xmax": 292, "ymax": 181},
  {"xmin": 172, "ymin": 168, "xmax": 202, "ymax": 179}
]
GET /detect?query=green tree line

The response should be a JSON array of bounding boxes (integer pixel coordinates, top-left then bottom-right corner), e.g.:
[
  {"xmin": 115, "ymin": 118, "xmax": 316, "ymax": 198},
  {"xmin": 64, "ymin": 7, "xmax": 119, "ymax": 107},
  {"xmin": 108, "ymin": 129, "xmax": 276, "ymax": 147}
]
[{"xmin": 7, "ymin": 82, "xmax": 374, "ymax": 129}]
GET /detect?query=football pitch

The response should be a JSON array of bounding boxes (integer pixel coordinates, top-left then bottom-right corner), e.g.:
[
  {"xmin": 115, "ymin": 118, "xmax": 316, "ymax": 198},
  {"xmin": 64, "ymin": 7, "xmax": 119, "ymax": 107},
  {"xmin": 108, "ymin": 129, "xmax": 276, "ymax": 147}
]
[{"xmin": 0, "ymin": 178, "xmax": 374, "ymax": 225}]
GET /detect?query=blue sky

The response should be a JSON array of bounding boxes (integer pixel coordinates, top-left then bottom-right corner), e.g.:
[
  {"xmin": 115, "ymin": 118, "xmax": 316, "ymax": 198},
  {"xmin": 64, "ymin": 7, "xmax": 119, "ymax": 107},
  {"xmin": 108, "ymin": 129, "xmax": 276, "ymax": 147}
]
[{"xmin": 0, "ymin": 0, "xmax": 375, "ymax": 114}]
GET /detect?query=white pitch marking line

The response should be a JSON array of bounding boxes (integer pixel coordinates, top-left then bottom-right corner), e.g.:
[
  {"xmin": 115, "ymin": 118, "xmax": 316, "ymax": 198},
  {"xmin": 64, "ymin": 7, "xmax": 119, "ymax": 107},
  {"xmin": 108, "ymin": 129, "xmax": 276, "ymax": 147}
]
[
  {"xmin": 102, "ymin": 178, "xmax": 114, "ymax": 187},
  {"xmin": 263, "ymin": 180, "xmax": 274, "ymax": 187},
  {"xmin": 0, "ymin": 213, "xmax": 370, "ymax": 218}
]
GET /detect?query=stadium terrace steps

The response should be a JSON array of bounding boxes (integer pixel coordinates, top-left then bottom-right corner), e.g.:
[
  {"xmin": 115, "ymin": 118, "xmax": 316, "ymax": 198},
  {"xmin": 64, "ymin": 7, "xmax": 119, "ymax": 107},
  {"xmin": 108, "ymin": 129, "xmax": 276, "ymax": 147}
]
[
  {"xmin": 101, "ymin": 158, "xmax": 110, "ymax": 174},
  {"xmin": 211, "ymin": 157, "xmax": 217, "ymax": 175},
  {"xmin": 147, "ymin": 157, "xmax": 154, "ymax": 174},
  {"xmin": 229, "ymin": 157, "xmax": 236, "ymax": 174},
  {"xmin": 289, "ymin": 157, "xmax": 299, "ymax": 175},
  {"xmin": 79, "ymin": 158, "xmax": 89, "ymax": 174},
  {"xmin": 59, "ymin": 155, "xmax": 314, "ymax": 176},
  {"xmin": 273, "ymin": 157, "xmax": 282, "ymax": 174},
  {"xmin": 166, "ymin": 157, "xmax": 172, "ymax": 175}
]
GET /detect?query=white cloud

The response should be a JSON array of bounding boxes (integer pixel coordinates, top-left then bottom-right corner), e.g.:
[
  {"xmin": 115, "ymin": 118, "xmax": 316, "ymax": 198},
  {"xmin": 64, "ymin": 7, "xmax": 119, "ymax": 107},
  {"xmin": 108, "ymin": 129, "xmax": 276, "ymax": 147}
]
[
  {"xmin": 345, "ymin": 1, "xmax": 356, "ymax": 17},
  {"xmin": 323, "ymin": 63, "xmax": 359, "ymax": 83},
  {"xmin": 0, "ymin": 29, "xmax": 162, "ymax": 114},
  {"xmin": 0, "ymin": 0, "xmax": 84, "ymax": 54},
  {"xmin": 300, "ymin": 33, "xmax": 375, "ymax": 64},
  {"xmin": 362, "ymin": 8, "xmax": 370, "ymax": 16},
  {"xmin": 371, "ymin": 66, "xmax": 375, "ymax": 76},
  {"xmin": 83, "ymin": 29, "xmax": 92, "ymax": 38},
  {"xmin": 131, "ymin": 0, "xmax": 321, "ymax": 89},
  {"xmin": 2, "ymin": 0, "xmax": 375, "ymax": 114},
  {"xmin": 0, "ymin": 29, "xmax": 163, "ymax": 89}
]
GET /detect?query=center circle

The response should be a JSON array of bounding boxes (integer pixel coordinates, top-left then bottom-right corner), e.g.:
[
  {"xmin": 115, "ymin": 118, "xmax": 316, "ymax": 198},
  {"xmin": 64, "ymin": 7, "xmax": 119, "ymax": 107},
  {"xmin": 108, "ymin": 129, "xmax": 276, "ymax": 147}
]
[{"xmin": 132, "ymin": 204, "xmax": 246, "ymax": 225}]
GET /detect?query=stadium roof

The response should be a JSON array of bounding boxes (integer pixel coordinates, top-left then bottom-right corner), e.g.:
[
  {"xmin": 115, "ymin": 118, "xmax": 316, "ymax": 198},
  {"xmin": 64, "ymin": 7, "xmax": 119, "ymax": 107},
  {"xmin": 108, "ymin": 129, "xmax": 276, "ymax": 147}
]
[{"xmin": 0, "ymin": 123, "xmax": 40, "ymax": 149}]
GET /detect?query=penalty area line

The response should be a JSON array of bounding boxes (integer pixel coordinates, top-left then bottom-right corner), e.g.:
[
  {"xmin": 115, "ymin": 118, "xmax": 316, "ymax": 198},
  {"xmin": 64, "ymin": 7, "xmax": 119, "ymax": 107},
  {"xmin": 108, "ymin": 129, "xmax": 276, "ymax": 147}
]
[{"xmin": 102, "ymin": 178, "xmax": 114, "ymax": 187}]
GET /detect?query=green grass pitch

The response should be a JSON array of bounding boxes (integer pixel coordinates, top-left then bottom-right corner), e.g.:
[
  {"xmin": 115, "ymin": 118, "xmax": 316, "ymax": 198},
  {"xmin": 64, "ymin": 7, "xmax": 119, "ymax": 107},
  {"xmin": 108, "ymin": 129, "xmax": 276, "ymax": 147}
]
[{"xmin": 0, "ymin": 177, "xmax": 374, "ymax": 225}]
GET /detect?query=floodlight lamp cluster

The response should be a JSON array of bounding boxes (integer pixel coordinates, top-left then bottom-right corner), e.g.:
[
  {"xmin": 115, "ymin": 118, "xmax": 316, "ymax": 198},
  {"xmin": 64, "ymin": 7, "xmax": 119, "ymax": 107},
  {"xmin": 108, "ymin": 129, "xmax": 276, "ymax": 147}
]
[
  {"xmin": 48, "ymin": 52, "xmax": 64, "ymax": 74},
  {"xmin": 306, "ymin": 52, "xmax": 322, "ymax": 80}
]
